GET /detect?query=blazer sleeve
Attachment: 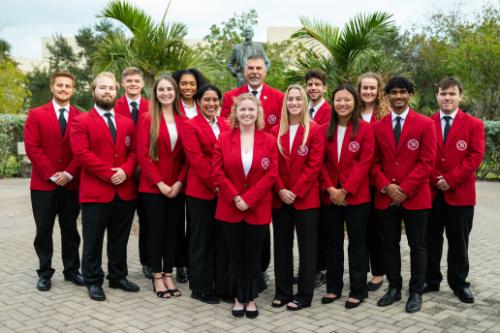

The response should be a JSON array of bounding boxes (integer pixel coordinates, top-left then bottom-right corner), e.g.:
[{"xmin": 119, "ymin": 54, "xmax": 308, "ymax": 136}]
[
  {"xmin": 70, "ymin": 116, "xmax": 114, "ymax": 182},
  {"xmin": 24, "ymin": 111, "xmax": 57, "ymax": 180},
  {"xmin": 212, "ymin": 137, "xmax": 240, "ymax": 203},
  {"xmin": 342, "ymin": 126, "xmax": 375, "ymax": 194},
  {"xmin": 399, "ymin": 121, "xmax": 437, "ymax": 198},
  {"xmin": 220, "ymin": 92, "xmax": 232, "ymax": 119},
  {"xmin": 136, "ymin": 117, "xmax": 163, "ymax": 186},
  {"xmin": 370, "ymin": 127, "xmax": 391, "ymax": 192},
  {"xmin": 444, "ymin": 120, "xmax": 485, "ymax": 188}
]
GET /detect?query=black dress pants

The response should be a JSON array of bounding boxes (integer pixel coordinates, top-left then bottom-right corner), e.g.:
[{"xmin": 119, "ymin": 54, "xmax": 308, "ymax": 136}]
[
  {"xmin": 81, "ymin": 195, "xmax": 136, "ymax": 285},
  {"xmin": 324, "ymin": 203, "xmax": 370, "ymax": 299},
  {"xmin": 316, "ymin": 207, "xmax": 328, "ymax": 272},
  {"xmin": 426, "ymin": 192, "xmax": 474, "ymax": 290},
  {"xmin": 222, "ymin": 221, "xmax": 267, "ymax": 303},
  {"xmin": 366, "ymin": 187, "xmax": 385, "ymax": 276},
  {"xmin": 174, "ymin": 194, "xmax": 190, "ymax": 269},
  {"xmin": 137, "ymin": 199, "xmax": 150, "ymax": 267},
  {"xmin": 31, "ymin": 188, "xmax": 81, "ymax": 278},
  {"xmin": 141, "ymin": 193, "xmax": 183, "ymax": 273},
  {"xmin": 378, "ymin": 205, "xmax": 428, "ymax": 293},
  {"xmin": 273, "ymin": 205, "xmax": 318, "ymax": 305}
]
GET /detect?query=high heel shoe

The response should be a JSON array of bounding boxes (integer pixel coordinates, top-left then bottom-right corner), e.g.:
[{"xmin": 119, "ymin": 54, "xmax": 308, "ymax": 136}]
[
  {"xmin": 152, "ymin": 277, "xmax": 170, "ymax": 298},
  {"xmin": 163, "ymin": 273, "xmax": 182, "ymax": 297}
]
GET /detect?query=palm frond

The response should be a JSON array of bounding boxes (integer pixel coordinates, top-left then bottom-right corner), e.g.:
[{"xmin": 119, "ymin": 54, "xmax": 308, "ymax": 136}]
[
  {"xmin": 292, "ymin": 17, "xmax": 340, "ymax": 55},
  {"xmin": 100, "ymin": 0, "xmax": 154, "ymax": 37}
]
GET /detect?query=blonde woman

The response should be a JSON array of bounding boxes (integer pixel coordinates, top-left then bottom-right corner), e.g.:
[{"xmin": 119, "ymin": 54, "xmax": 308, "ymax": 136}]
[{"xmin": 270, "ymin": 84, "xmax": 325, "ymax": 311}]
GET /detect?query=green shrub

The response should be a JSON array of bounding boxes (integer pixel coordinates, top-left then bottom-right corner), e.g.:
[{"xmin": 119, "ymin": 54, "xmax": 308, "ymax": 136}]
[
  {"xmin": 0, "ymin": 114, "xmax": 26, "ymax": 177},
  {"xmin": 479, "ymin": 121, "xmax": 500, "ymax": 179}
]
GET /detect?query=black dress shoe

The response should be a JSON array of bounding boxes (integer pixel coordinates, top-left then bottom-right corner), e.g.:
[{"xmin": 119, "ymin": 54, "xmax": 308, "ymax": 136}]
[
  {"xmin": 345, "ymin": 298, "xmax": 363, "ymax": 309},
  {"xmin": 87, "ymin": 284, "xmax": 106, "ymax": 301},
  {"xmin": 405, "ymin": 292, "xmax": 422, "ymax": 313},
  {"xmin": 191, "ymin": 291, "xmax": 220, "ymax": 304},
  {"xmin": 176, "ymin": 266, "xmax": 189, "ymax": 283},
  {"xmin": 377, "ymin": 288, "xmax": 401, "ymax": 306},
  {"xmin": 245, "ymin": 308, "xmax": 259, "ymax": 319},
  {"xmin": 454, "ymin": 287, "xmax": 474, "ymax": 304},
  {"xmin": 423, "ymin": 283, "xmax": 440, "ymax": 293},
  {"xmin": 109, "ymin": 278, "xmax": 140, "ymax": 292},
  {"xmin": 367, "ymin": 279, "xmax": 383, "ymax": 291},
  {"xmin": 314, "ymin": 271, "xmax": 327, "ymax": 288},
  {"xmin": 142, "ymin": 265, "xmax": 153, "ymax": 279},
  {"xmin": 321, "ymin": 294, "xmax": 340, "ymax": 304},
  {"xmin": 231, "ymin": 307, "xmax": 245, "ymax": 318},
  {"xmin": 64, "ymin": 272, "xmax": 85, "ymax": 286},
  {"xmin": 36, "ymin": 277, "xmax": 51, "ymax": 291}
]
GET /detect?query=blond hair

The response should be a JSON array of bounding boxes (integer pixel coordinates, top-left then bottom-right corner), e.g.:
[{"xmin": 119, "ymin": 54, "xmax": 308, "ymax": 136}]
[
  {"xmin": 228, "ymin": 94, "xmax": 265, "ymax": 130},
  {"xmin": 121, "ymin": 66, "xmax": 144, "ymax": 80},
  {"xmin": 277, "ymin": 84, "xmax": 310, "ymax": 157},
  {"xmin": 90, "ymin": 72, "xmax": 119, "ymax": 92},
  {"xmin": 357, "ymin": 72, "xmax": 390, "ymax": 120}
]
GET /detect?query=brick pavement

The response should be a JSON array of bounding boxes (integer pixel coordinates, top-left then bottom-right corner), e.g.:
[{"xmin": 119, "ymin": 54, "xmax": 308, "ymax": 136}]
[{"xmin": 0, "ymin": 178, "xmax": 499, "ymax": 332}]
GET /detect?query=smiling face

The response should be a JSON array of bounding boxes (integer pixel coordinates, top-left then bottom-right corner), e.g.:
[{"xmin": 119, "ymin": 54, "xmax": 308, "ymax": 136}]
[
  {"xmin": 155, "ymin": 79, "xmax": 176, "ymax": 107},
  {"xmin": 359, "ymin": 77, "xmax": 379, "ymax": 105},
  {"xmin": 50, "ymin": 76, "xmax": 75, "ymax": 105},
  {"xmin": 236, "ymin": 98, "xmax": 259, "ymax": 127},
  {"xmin": 121, "ymin": 74, "xmax": 144, "ymax": 99},
  {"xmin": 387, "ymin": 87, "xmax": 411, "ymax": 113},
  {"xmin": 306, "ymin": 77, "xmax": 327, "ymax": 103},
  {"xmin": 92, "ymin": 76, "xmax": 117, "ymax": 110},
  {"xmin": 199, "ymin": 89, "xmax": 219, "ymax": 120},
  {"xmin": 178, "ymin": 73, "xmax": 197, "ymax": 101},
  {"xmin": 437, "ymin": 85, "xmax": 462, "ymax": 114},
  {"xmin": 286, "ymin": 88, "xmax": 305, "ymax": 120},
  {"xmin": 244, "ymin": 58, "xmax": 266, "ymax": 90},
  {"xmin": 333, "ymin": 89, "xmax": 355, "ymax": 123}
]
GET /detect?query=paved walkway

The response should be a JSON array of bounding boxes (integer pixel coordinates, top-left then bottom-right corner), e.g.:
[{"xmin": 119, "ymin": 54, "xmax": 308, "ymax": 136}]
[{"xmin": 0, "ymin": 178, "xmax": 499, "ymax": 333}]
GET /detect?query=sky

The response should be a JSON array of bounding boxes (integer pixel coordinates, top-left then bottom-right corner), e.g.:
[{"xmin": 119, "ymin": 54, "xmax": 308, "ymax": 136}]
[{"xmin": 1, "ymin": 0, "xmax": 492, "ymax": 59}]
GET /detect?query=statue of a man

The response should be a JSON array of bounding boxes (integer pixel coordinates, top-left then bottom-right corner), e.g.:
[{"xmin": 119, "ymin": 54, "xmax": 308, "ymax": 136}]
[{"xmin": 228, "ymin": 26, "xmax": 271, "ymax": 87}]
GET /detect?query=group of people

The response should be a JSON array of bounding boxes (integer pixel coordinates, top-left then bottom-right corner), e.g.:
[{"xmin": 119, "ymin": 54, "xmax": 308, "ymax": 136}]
[{"xmin": 25, "ymin": 53, "xmax": 485, "ymax": 319}]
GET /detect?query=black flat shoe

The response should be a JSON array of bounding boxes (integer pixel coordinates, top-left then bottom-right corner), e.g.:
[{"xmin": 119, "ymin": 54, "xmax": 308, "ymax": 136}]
[
  {"xmin": 271, "ymin": 298, "xmax": 291, "ymax": 308},
  {"xmin": 454, "ymin": 287, "xmax": 474, "ymax": 304},
  {"xmin": 321, "ymin": 294, "xmax": 340, "ymax": 304},
  {"xmin": 36, "ymin": 277, "xmax": 51, "ymax": 291},
  {"xmin": 345, "ymin": 298, "xmax": 363, "ymax": 309},
  {"xmin": 191, "ymin": 291, "xmax": 220, "ymax": 304},
  {"xmin": 87, "ymin": 284, "xmax": 106, "ymax": 301},
  {"xmin": 245, "ymin": 308, "xmax": 259, "ymax": 319},
  {"xmin": 232, "ymin": 308, "xmax": 245, "ymax": 318},
  {"xmin": 176, "ymin": 266, "xmax": 188, "ymax": 283},
  {"xmin": 64, "ymin": 272, "xmax": 85, "ymax": 286},
  {"xmin": 109, "ymin": 278, "xmax": 140, "ymax": 292},
  {"xmin": 286, "ymin": 299, "xmax": 310, "ymax": 311},
  {"xmin": 377, "ymin": 288, "xmax": 401, "ymax": 307},
  {"xmin": 405, "ymin": 292, "xmax": 422, "ymax": 313},
  {"xmin": 367, "ymin": 280, "xmax": 383, "ymax": 291}
]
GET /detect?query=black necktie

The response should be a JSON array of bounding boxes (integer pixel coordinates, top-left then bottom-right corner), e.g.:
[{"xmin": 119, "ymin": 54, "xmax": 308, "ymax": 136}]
[
  {"xmin": 394, "ymin": 116, "xmax": 402, "ymax": 146},
  {"xmin": 251, "ymin": 90, "xmax": 258, "ymax": 97},
  {"xmin": 58, "ymin": 108, "xmax": 67, "ymax": 136},
  {"xmin": 309, "ymin": 107, "xmax": 315, "ymax": 119},
  {"xmin": 443, "ymin": 115, "xmax": 452, "ymax": 143},
  {"xmin": 104, "ymin": 112, "xmax": 116, "ymax": 143},
  {"xmin": 130, "ymin": 101, "xmax": 139, "ymax": 125}
]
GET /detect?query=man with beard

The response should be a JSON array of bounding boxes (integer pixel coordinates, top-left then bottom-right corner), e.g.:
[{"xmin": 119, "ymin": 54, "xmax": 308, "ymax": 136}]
[
  {"xmin": 24, "ymin": 70, "xmax": 84, "ymax": 291},
  {"xmin": 70, "ymin": 72, "xmax": 139, "ymax": 301}
]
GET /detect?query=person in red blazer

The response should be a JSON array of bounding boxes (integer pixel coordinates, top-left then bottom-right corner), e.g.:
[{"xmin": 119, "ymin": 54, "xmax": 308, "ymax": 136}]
[
  {"xmin": 70, "ymin": 72, "xmax": 139, "ymax": 301},
  {"xmin": 171, "ymin": 68, "xmax": 207, "ymax": 284},
  {"xmin": 371, "ymin": 76, "xmax": 437, "ymax": 313},
  {"xmin": 212, "ymin": 93, "xmax": 277, "ymax": 318},
  {"xmin": 113, "ymin": 67, "xmax": 153, "ymax": 280},
  {"xmin": 319, "ymin": 84, "xmax": 374, "ymax": 309},
  {"xmin": 357, "ymin": 72, "xmax": 390, "ymax": 292},
  {"xmin": 425, "ymin": 77, "xmax": 485, "ymax": 304},
  {"xmin": 269, "ymin": 84, "xmax": 324, "ymax": 311},
  {"xmin": 24, "ymin": 70, "xmax": 84, "ymax": 291},
  {"xmin": 180, "ymin": 84, "xmax": 230, "ymax": 304},
  {"xmin": 137, "ymin": 75, "xmax": 187, "ymax": 298}
]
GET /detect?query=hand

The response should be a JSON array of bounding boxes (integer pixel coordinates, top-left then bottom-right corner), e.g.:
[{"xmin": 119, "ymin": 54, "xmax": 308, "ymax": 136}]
[
  {"xmin": 436, "ymin": 178, "xmax": 450, "ymax": 192},
  {"xmin": 52, "ymin": 172, "xmax": 71, "ymax": 187},
  {"xmin": 166, "ymin": 181, "xmax": 183, "ymax": 198},
  {"xmin": 214, "ymin": 187, "xmax": 219, "ymax": 193},
  {"xmin": 157, "ymin": 182, "xmax": 173, "ymax": 197},
  {"xmin": 111, "ymin": 168, "xmax": 127, "ymax": 185},
  {"xmin": 327, "ymin": 187, "xmax": 347, "ymax": 205},
  {"xmin": 278, "ymin": 189, "xmax": 296, "ymax": 205},
  {"xmin": 385, "ymin": 184, "xmax": 407, "ymax": 204},
  {"xmin": 233, "ymin": 195, "xmax": 249, "ymax": 211}
]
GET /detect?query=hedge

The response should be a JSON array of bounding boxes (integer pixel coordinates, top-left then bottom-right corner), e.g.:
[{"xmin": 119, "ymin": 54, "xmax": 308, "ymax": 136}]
[{"xmin": 0, "ymin": 114, "xmax": 499, "ymax": 179}]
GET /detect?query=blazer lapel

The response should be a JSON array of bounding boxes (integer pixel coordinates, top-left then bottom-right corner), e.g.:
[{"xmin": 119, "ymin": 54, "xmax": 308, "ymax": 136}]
[
  {"xmin": 444, "ymin": 110, "xmax": 465, "ymax": 152},
  {"xmin": 197, "ymin": 115, "xmax": 217, "ymax": 143},
  {"xmin": 231, "ymin": 129, "xmax": 246, "ymax": 179},
  {"xmin": 90, "ymin": 109, "xmax": 115, "ymax": 148},
  {"xmin": 382, "ymin": 116, "xmax": 397, "ymax": 154},
  {"xmin": 339, "ymin": 124, "xmax": 352, "ymax": 167},
  {"xmin": 46, "ymin": 102, "xmax": 64, "ymax": 141},
  {"xmin": 247, "ymin": 130, "xmax": 264, "ymax": 179},
  {"xmin": 396, "ymin": 110, "xmax": 415, "ymax": 153},
  {"xmin": 160, "ymin": 116, "xmax": 173, "ymax": 152},
  {"xmin": 432, "ymin": 113, "xmax": 444, "ymax": 150}
]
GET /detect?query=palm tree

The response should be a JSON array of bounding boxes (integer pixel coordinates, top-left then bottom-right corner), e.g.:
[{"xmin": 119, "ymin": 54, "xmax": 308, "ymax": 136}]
[
  {"xmin": 289, "ymin": 12, "xmax": 398, "ymax": 88},
  {"xmin": 92, "ymin": 0, "xmax": 207, "ymax": 88}
]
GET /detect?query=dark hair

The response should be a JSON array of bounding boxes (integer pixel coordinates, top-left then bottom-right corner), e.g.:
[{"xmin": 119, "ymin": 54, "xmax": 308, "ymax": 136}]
[
  {"xmin": 438, "ymin": 76, "xmax": 463, "ymax": 94},
  {"xmin": 194, "ymin": 84, "xmax": 222, "ymax": 102},
  {"xmin": 384, "ymin": 76, "xmax": 415, "ymax": 95},
  {"xmin": 305, "ymin": 69, "xmax": 327, "ymax": 85},
  {"xmin": 171, "ymin": 68, "xmax": 206, "ymax": 91},
  {"xmin": 327, "ymin": 84, "xmax": 361, "ymax": 141}
]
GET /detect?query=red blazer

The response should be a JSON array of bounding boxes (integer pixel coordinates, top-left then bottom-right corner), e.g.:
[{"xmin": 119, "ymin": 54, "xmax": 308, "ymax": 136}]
[
  {"xmin": 271, "ymin": 122, "xmax": 324, "ymax": 210},
  {"xmin": 220, "ymin": 84, "xmax": 285, "ymax": 132},
  {"xmin": 371, "ymin": 109, "xmax": 437, "ymax": 210},
  {"xmin": 180, "ymin": 114, "xmax": 230, "ymax": 200},
  {"xmin": 312, "ymin": 101, "xmax": 332, "ymax": 126},
  {"xmin": 136, "ymin": 112, "xmax": 188, "ymax": 194},
  {"xmin": 24, "ymin": 102, "xmax": 82, "ymax": 191},
  {"xmin": 70, "ymin": 108, "xmax": 137, "ymax": 203},
  {"xmin": 320, "ymin": 121, "xmax": 374, "ymax": 206},
  {"xmin": 114, "ymin": 96, "xmax": 149, "ymax": 122},
  {"xmin": 213, "ymin": 128, "xmax": 278, "ymax": 225},
  {"xmin": 430, "ymin": 109, "xmax": 485, "ymax": 206}
]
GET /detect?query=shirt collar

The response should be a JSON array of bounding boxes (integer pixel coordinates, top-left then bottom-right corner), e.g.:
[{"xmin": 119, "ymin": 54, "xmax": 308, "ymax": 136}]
[
  {"xmin": 439, "ymin": 109, "xmax": 458, "ymax": 120},
  {"xmin": 52, "ymin": 100, "xmax": 70, "ymax": 112},
  {"xmin": 309, "ymin": 98, "xmax": 325, "ymax": 112},
  {"xmin": 126, "ymin": 95, "xmax": 141, "ymax": 106},
  {"xmin": 94, "ymin": 104, "xmax": 115, "ymax": 117},
  {"xmin": 247, "ymin": 84, "xmax": 263, "ymax": 96},
  {"xmin": 202, "ymin": 114, "xmax": 218, "ymax": 126},
  {"xmin": 391, "ymin": 107, "xmax": 410, "ymax": 121}
]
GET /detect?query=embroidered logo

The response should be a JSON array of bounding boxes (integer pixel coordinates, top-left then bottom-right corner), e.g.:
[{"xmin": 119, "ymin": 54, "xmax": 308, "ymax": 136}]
[
  {"xmin": 268, "ymin": 114, "xmax": 277, "ymax": 125},
  {"xmin": 125, "ymin": 135, "xmax": 131, "ymax": 147},
  {"xmin": 297, "ymin": 145, "xmax": 309, "ymax": 156},
  {"xmin": 456, "ymin": 140, "xmax": 467, "ymax": 151},
  {"xmin": 348, "ymin": 141, "xmax": 360, "ymax": 153},
  {"xmin": 261, "ymin": 157, "xmax": 270, "ymax": 170},
  {"xmin": 407, "ymin": 139, "xmax": 419, "ymax": 151}
]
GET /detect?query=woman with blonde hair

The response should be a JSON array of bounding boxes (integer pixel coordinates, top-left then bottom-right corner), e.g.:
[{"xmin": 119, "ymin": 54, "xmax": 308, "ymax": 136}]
[
  {"xmin": 212, "ymin": 93, "xmax": 277, "ymax": 318},
  {"xmin": 270, "ymin": 84, "xmax": 325, "ymax": 311}
]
